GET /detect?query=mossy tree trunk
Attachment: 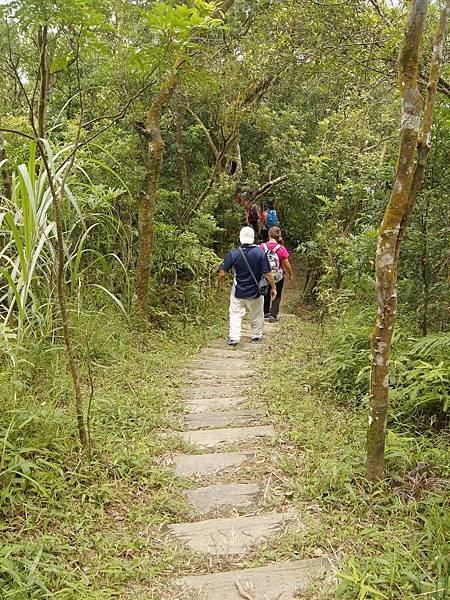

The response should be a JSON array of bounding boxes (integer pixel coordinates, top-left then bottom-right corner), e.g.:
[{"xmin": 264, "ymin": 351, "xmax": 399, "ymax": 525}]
[
  {"xmin": 134, "ymin": 61, "xmax": 182, "ymax": 315},
  {"xmin": 367, "ymin": 0, "xmax": 448, "ymax": 481},
  {"xmin": 366, "ymin": 0, "xmax": 428, "ymax": 482}
]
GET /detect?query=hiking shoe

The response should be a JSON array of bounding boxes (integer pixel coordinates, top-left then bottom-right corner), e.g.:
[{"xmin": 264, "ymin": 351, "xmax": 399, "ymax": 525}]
[
  {"xmin": 227, "ymin": 338, "xmax": 239, "ymax": 346},
  {"xmin": 251, "ymin": 337, "xmax": 262, "ymax": 342},
  {"xmin": 268, "ymin": 315, "xmax": 278, "ymax": 323},
  {"xmin": 264, "ymin": 313, "xmax": 271, "ymax": 319}
]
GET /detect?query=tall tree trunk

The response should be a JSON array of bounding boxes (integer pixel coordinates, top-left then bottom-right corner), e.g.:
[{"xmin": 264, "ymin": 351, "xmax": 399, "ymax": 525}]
[
  {"xmin": 35, "ymin": 38, "xmax": 88, "ymax": 449},
  {"xmin": 134, "ymin": 61, "xmax": 182, "ymax": 314},
  {"xmin": 396, "ymin": 0, "xmax": 449, "ymax": 259},
  {"xmin": 366, "ymin": 0, "xmax": 428, "ymax": 482},
  {"xmin": 366, "ymin": 0, "xmax": 448, "ymax": 481}
]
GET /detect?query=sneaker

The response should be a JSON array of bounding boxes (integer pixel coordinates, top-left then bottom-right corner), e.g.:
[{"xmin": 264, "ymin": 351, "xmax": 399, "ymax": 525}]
[
  {"xmin": 264, "ymin": 313, "xmax": 271, "ymax": 319},
  {"xmin": 268, "ymin": 315, "xmax": 278, "ymax": 323},
  {"xmin": 227, "ymin": 338, "xmax": 239, "ymax": 346},
  {"xmin": 251, "ymin": 337, "xmax": 262, "ymax": 342}
]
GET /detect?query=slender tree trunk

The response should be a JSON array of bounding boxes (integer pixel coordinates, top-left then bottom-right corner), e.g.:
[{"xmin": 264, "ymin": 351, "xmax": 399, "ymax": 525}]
[
  {"xmin": 0, "ymin": 129, "xmax": 12, "ymax": 199},
  {"xmin": 37, "ymin": 25, "xmax": 49, "ymax": 139},
  {"xmin": 367, "ymin": 0, "xmax": 448, "ymax": 481},
  {"xmin": 173, "ymin": 89, "xmax": 190, "ymax": 207},
  {"xmin": 35, "ymin": 39, "xmax": 88, "ymax": 449},
  {"xmin": 420, "ymin": 197, "xmax": 430, "ymax": 336},
  {"xmin": 367, "ymin": 0, "xmax": 428, "ymax": 481},
  {"xmin": 47, "ymin": 157, "xmax": 88, "ymax": 448},
  {"xmin": 134, "ymin": 61, "xmax": 181, "ymax": 314}
]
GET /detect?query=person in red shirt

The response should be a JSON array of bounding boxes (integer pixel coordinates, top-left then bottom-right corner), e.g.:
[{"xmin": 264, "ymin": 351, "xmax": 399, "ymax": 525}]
[
  {"xmin": 259, "ymin": 226, "xmax": 293, "ymax": 322},
  {"xmin": 246, "ymin": 201, "xmax": 261, "ymax": 239}
]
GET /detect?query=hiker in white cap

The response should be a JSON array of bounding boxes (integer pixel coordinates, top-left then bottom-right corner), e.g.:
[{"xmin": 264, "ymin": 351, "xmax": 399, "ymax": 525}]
[{"xmin": 216, "ymin": 226, "xmax": 276, "ymax": 345}]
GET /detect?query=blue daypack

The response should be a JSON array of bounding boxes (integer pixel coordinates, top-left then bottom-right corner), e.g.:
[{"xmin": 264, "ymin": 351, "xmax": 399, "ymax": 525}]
[{"xmin": 265, "ymin": 209, "xmax": 278, "ymax": 228}]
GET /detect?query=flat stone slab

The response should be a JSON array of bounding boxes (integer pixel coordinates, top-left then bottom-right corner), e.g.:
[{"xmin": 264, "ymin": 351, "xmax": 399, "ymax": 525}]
[
  {"xmin": 174, "ymin": 558, "xmax": 331, "ymax": 599},
  {"xmin": 184, "ymin": 397, "xmax": 248, "ymax": 414},
  {"xmin": 189, "ymin": 360, "xmax": 250, "ymax": 370},
  {"xmin": 180, "ymin": 425, "xmax": 276, "ymax": 449},
  {"xmin": 185, "ymin": 483, "xmax": 262, "ymax": 515},
  {"xmin": 207, "ymin": 340, "xmax": 254, "ymax": 350},
  {"xmin": 190, "ymin": 369, "xmax": 255, "ymax": 380},
  {"xmin": 183, "ymin": 386, "xmax": 244, "ymax": 399},
  {"xmin": 173, "ymin": 452, "xmax": 253, "ymax": 477},
  {"xmin": 184, "ymin": 409, "xmax": 265, "ymax": 430},
  {"xmin": 166, "ymin": 511, "xmax": 297, "ymax": 556},
  {"xmin": 199, "ymin": 349, "xmax": 252, "ymax": 360}
]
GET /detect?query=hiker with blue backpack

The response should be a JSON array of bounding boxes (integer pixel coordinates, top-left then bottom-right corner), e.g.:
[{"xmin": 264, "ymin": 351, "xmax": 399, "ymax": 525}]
[
  {"xmin": 261, "ymin": 200, "xmax": 279, "ymax": 242},
  {"xmin": 260, "ymin": 226, "xmax": 293, "ymax": 323}
]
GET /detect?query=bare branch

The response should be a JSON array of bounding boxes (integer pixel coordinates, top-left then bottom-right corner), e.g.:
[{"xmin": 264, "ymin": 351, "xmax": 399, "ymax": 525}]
[{"xmin": 249, "ymin": 175, "xmax": 288, "ymax": 202}]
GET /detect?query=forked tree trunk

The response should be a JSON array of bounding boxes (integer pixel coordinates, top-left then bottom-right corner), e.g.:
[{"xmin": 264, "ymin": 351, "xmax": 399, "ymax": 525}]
[
  {"xmin": 367, "ymin": 0, "xmax": 448, "ymax": 481},
  {"xmin": 134, "ymin": 61, "xmax": 182, "ymax": 314},
  {"xmin": 398, "ymin": 0, "xmax": 449, "ymax": 253}
]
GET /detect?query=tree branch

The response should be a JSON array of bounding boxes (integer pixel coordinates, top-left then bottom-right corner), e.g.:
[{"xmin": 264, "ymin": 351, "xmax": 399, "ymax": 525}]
[{"xmin": 186, "ymin": 106, "xmax": 219, "ymax": 161}]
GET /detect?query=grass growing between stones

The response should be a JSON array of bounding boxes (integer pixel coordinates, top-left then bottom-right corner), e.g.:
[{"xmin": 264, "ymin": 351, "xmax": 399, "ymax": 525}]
[
  {"xmin": 259, "ymin": 315, "xmax": 449, "ymax": 599},
  {"xmin": 0, "ymin": 305, "xmax": 227, "ymax": 599}
]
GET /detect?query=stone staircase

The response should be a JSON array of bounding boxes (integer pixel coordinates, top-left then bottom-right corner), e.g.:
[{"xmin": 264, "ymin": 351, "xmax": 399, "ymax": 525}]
[{"xmin": 165, "ymin": 321, "xmax": 332, "ymax": 599}]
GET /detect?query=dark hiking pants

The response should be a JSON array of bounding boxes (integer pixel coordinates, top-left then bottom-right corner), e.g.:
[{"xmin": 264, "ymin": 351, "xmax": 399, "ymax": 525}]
[{"xmin": 264, "ymin": 277, "xmax": 284, "ymax": 317}]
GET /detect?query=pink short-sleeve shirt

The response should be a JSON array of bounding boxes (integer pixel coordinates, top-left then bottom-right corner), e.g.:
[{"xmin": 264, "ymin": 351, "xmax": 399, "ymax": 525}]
[{"xmin": 259, "ymin": 241, "xmax": 289, "ymax": 271}]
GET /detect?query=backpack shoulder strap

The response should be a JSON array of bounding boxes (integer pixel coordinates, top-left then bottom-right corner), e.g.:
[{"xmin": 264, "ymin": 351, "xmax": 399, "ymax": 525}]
[
  {"xmin": 273, "ymin": 244, "xmax": 282, "ymax": 252},
  {"xmin": 262, "ymin": 243, "xmax": 269, "ymax": 253},
  {"xmin": 239, "ymin": 247, "xmax": 259, "ymax": 287}
]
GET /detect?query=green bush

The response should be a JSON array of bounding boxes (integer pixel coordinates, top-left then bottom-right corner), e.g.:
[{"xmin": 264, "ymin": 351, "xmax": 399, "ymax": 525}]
[{"xmin": 391, "ymin": 333, "xmax": 450, "ymax": 427}]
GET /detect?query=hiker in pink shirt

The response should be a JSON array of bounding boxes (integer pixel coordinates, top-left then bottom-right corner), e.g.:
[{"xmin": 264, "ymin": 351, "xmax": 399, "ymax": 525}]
[{"xmin": 259, "ymin": 226, "xmax": 293, "ymax": 322}]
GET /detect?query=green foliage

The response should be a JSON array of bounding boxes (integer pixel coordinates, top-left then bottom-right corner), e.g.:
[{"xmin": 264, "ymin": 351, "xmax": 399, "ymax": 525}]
[
  {"xmin": 317, "ymin": 303, "xmax": 449, "ymax": 427},
  {"xmin": 150, "ymin": 222, "xmax": 220, "ymax": 321},
  {"xmin": 0, "ymin": 306, "xmax": 224, "ymax": 597},
  {"xmin": 391, "ymin": 333, "xmax": 450, "ymax": 425},
  {"xmin": 261, "ymin": 316, "xmax": 449, "ymax": 600}
]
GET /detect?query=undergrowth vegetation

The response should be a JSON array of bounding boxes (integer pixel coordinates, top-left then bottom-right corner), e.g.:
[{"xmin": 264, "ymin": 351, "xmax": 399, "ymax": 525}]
[
  {"xmin": 263, "ymin": 310, "xmax": 449, "ymax": 599},
  {"xmin": 319, "ymin": 303, "xmax": 450, "ymax": 429},
  {"xmin": 0, "ymin": 303, "xmax": 225, "ymax": 598}
]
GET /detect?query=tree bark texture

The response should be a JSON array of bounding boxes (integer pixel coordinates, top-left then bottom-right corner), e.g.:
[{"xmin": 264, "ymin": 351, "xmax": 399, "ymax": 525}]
[
  {"xmin": 135, "ymin": 61, "xmax": 181, "ymax": 314},
  {"xmin": 396, "ymin": 0, "xmax": 449, "ymax": 260},
  {"xmin": 366, "ymin": 0, "xmax": 429, "ymax": 482}
]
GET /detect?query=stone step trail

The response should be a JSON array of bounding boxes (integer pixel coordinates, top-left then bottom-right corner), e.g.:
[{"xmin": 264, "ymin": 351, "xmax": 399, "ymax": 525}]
[
  {"xmin": 183, "ymin": 408, "xmax": 266, "ymax": 430},
  {"xmin": 164, "ymin": 313, "xmax": 332, "ymax": 598},
  {"xmin": 184, "ymin": 482, "xmax": 263, "ymax": 516},
  {"xmin": 173, "ymin": 452, "xmax": 254, "ymax": 477},
  {"xmin": 184, "ymin": 396, "xmax": 248, "ymax": 413},
  {"xmin": 166, "ymin": 511, "xmax": 298, "ymax": 555},
  {"xmin": 176, "ymin": 558, "xmax": 332, "ymax": 600},
  {"xmin": 180, "ymin": 425, "xmax": 276, "ymax": 449},
  {"xmin": 182, "ymin": 385, "xmax": 246, "ymax": 399}
]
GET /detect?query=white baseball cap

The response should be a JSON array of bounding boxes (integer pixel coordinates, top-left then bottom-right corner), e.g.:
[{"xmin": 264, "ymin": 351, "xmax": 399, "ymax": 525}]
[{"xmin": 239, "ymin": 226, "xmax": 255, "ymax": 245}]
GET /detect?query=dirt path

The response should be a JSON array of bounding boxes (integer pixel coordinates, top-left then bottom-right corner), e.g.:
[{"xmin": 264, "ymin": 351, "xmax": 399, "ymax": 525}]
[{"xmin": 161, "ymin": 283, "xmax": 333, "ymax": 599}]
